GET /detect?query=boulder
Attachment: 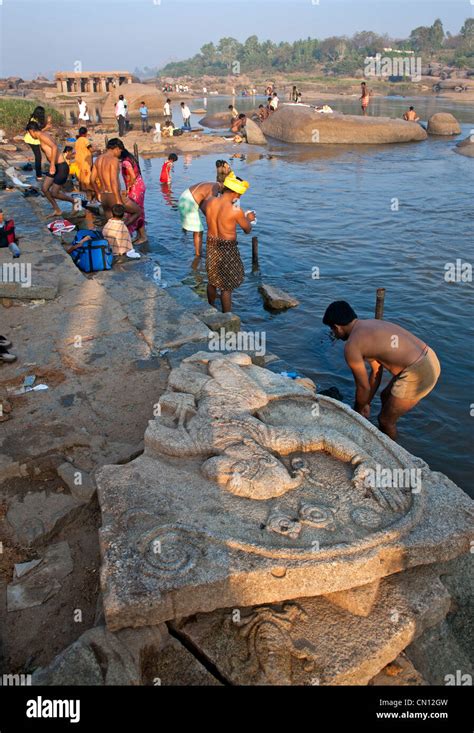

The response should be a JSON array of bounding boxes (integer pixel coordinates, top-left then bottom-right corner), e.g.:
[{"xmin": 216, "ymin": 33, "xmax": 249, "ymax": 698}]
[
  {"xmin": 198, "ymin": 111, "xmax": 232, "ymax": 129},
  {"xmin": 454, "ymin": 135, "xmax": 474, "ymax": 158},
  {"xmin": 261, "ymin": 105, "xmax": 427, "ymax": 144},
  {"xmin": 427, "ymin": 113, "xmax": 461, "ymax": 136},
  {"xmin": 246, "ymin": 118, "xmax": 267, "ymax": 145},
  {"xmin": 259, "ymin": 284, "xmax": 299, "ymax": 310},
  {"xmin": 101, "ymin": 83, "xmax": 165, "ymax": 120}
]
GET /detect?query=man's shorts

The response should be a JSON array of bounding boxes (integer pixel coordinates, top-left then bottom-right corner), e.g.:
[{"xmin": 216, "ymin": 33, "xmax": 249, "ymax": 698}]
[
  {"xmin": 391, "ymin": 347, "xmax": 441, "ymax": 401},
  {"xmin": 178, "ymin": 188, "xmax": 204, "ymax": 233},
  {"xmin": 45, "ymin": 161, "xmax": 69, "ymax": 186}
]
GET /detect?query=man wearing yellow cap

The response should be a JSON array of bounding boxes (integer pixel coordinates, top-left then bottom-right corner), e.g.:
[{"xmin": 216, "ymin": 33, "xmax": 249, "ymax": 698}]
[{"xmin": 203, "ymin": 173, "xmax": 256, "ymax": 313}]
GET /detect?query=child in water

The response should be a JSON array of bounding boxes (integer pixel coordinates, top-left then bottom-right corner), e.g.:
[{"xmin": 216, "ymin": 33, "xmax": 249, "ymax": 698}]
[{"xmin": 160, "ymin": 153, "xmax": 178, "ymax": 185}]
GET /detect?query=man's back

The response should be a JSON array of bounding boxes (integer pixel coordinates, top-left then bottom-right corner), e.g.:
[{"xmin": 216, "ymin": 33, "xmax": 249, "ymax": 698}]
[
  {"xmin": 346, "ymin": 319, "xmax": 427, "ymax": 374},
  {"xmin": 205, "ymin": 196, "xmax": 241, "ymax": 240},
  {"xmin": 95, "ymin": 153, "xmax": 119, "ymax": 190}
]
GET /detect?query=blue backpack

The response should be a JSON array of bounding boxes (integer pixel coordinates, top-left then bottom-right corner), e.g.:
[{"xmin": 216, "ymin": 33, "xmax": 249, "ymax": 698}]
[{"xmin": 70, "ymin": 229, "xmax": 113, "ymax": 273}]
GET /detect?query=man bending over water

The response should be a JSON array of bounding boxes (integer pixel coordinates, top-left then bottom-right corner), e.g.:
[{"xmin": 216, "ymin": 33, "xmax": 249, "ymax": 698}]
[{"xmin": 322, "ymin": 301, "xmax": 441, "ymax": 439}]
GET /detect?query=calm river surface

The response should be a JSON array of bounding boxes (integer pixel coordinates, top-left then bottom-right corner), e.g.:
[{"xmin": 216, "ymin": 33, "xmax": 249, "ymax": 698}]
[{"xmin": 135, "ymin": 96, "xmax": 473, "ymax": 495}]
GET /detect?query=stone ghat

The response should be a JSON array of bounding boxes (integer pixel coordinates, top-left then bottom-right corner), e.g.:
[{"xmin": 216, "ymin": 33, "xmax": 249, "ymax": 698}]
[
  {"xmin": 261, "ymin": 104, "xmax": 428, "ymax": 144},
  {"xmin": 91, "ymin": 352, "xmax": 474, "ymax": 684}
]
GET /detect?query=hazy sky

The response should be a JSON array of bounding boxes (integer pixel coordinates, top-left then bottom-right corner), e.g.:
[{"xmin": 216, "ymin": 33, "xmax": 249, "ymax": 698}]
[{"xmin": 0, "ymin": 0, "xmax": 471, "ymax": 79}]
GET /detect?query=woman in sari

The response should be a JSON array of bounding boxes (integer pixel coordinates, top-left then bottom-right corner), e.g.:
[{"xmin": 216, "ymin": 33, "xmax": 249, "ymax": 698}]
[
  {"xmin": 74, "ymin": 126, "xmax": 94, "ymax": 197},
  {"xmin": 119, "ymin": 145, "xmax": 147, "ymax": 245}
]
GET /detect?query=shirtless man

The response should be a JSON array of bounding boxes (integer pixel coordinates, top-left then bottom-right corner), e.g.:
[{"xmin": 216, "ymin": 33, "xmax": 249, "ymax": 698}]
[
  {"xmin": 25, "ymin": 122, "xmax": 76, "ymax": 216},
  {"xmin": 90, "ymin": 139, "xmax": 141, "ymax": 224},
  {"xmin": 231, "ymin": 114, "xmax": 247, "ymax": 141},
  {"xmin": 322, "ymin": 301, "xmax": 441, "ymax": 439},
  {"xmin": 403, "ymin": 106, "xmax": 420, "ymax": 122},
  {"xmin": 178, "ymin": 180, "xmax": 223, "ymax": 256},
  {"xmin": 203, "ymin": 174, "xmax": 255, "ymax": 313}
]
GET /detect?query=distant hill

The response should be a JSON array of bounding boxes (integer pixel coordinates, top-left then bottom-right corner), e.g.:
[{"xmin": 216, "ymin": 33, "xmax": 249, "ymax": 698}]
[{"xmin": 137, "ymin": 19, "xmax": 474, "ymax": 79}]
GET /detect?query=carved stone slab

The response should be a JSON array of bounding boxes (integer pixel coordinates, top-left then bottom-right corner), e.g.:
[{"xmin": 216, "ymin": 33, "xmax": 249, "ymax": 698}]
[
  {"xmin": 96, "ymin": 354, "xmax": 474, "ymax": 630},
  {"xmin": 171, "ymin": 567, "xmax": 450, "ymax": 685}
]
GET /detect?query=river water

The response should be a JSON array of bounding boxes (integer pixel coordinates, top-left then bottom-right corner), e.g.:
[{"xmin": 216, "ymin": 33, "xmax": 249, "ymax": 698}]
[{"xmin": 133, "ymin": 96, "xmax": 473, "ymax": 495}]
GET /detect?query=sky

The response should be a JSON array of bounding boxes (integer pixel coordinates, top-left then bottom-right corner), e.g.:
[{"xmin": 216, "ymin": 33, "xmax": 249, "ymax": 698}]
[{"xmin": 0, "ymin": 0, "xmax": 471, "ymax": 79}]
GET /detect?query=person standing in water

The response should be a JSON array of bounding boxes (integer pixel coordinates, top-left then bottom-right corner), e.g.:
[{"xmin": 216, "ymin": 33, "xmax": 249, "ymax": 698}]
[
  {"xmin": 25, "ymin": 122, "xmax": 76, "ymax": 216},
  {"xmin": 322, "ymin": 301, "xmax": 441, "ymax": 439},
  {"xmin": 202, "ymin": 173, "xmax": 255, "ymax": 313},
  {"xmin": 178, "ymin": 177, "xmax": 223, "ymax": 257},
  {"xmin": 360, "ymin": 82, "xmax": 370, "ymax": 115},
  {"xmin": 117, "ymin": 141, "xmax": 148, "ymax": 245}
]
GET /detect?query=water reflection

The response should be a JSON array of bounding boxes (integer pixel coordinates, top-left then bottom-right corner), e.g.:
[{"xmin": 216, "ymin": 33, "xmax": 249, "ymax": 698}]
[{"xmin": 160, "ymin": 182, "xmax": 178, "ymax": 209}]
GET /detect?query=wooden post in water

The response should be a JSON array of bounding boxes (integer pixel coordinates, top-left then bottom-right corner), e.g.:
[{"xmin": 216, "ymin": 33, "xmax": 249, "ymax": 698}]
[
  {"xmin": 133, "ymin": 143, "xmax": 139, "ymax": 161},
  {"xmin": 252, "ymin": 236, "xmax": 259, "ymax": 272},
  {"xmin": 375, "ymin": 288, "xmax": 386, "ymax": 319}
]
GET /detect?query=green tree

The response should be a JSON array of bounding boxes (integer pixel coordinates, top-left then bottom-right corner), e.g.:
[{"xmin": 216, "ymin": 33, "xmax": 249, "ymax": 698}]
[{"xmin": 428, "ymin": 19, "xmax": 444, "ymax": 50}]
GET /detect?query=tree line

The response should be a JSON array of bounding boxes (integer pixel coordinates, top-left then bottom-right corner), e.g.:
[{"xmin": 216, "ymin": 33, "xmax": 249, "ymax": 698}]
[{"xmin": 135, "ymin": 19, "xmax": 474, "ymax": 79}]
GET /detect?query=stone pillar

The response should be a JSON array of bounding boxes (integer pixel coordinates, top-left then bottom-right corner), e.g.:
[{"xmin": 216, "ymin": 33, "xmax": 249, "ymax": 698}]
[
  {"xmin": 101, "ymin": 78, "xmax": 107, "ymax": 93},
  {"xmin": 127, "ymin": 76, "xmax": 132, "ymax": 84},
  {"xmin": 56, "ymin": 78, "xmax": 62, "ymax": 92},
  {"xmin": 62, "ymin": 80, "xmax": 68, "ymax": 93}
]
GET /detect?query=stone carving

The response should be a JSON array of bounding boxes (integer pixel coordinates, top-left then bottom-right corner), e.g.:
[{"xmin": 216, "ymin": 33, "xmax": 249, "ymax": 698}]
[
  {"xmin": 228, "ymin": 603, "xmax": 316, "ymax": 684},
  {"xmin": 96, "ymin": 353, "xmax": 473, "ymax": 629},
  {"xmin": 265, "ymin": 508, "xmax": 302, "ymax": 539},
  {"xmin": 172, "ymin": 567, "xmax": 452, "ymax": 685}
]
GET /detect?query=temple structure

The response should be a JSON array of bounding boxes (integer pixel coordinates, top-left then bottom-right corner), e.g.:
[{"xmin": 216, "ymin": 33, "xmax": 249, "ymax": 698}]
[{"xmin": 55, "ymin": 71, "xmax": 133, "ymax": 94}]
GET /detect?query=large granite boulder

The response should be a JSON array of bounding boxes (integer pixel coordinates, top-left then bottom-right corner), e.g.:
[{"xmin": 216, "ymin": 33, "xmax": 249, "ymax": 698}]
[
  {"xmin": 96, "ymin": 352, "xmax": 473, "ymax": 631},
  {"xmin": 246, "ymin": 118, "xmax": 267, "ymax": 145},
  {"xmin": 427, "ymin": 113, "xmax": 461, "ymax": 136},
  {"xmin": 101, "ymin": 83, "xmax": 165, "ymax": 120},
  {"xmin": 199, "ymin": 111, "xmax": 232, "ymax": 129},
  {"xmin": 454, "ymin": 135, "xmax": 474, "ymax": 158},
  {"xmin": 261, "ymin": 104, "xmax": 427, "ymax": 144}
]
